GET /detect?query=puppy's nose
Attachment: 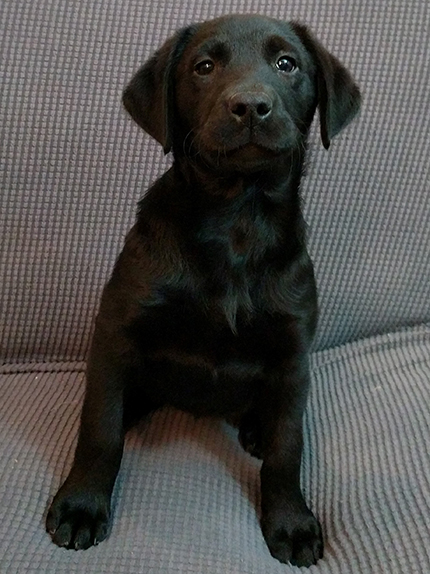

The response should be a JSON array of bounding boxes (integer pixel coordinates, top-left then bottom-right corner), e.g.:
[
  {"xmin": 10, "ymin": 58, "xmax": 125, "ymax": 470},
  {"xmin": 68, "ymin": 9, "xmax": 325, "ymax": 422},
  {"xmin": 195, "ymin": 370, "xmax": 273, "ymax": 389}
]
[{"xmin": 228, "ymin": 92, "xmax": 272, "ymax": 122}]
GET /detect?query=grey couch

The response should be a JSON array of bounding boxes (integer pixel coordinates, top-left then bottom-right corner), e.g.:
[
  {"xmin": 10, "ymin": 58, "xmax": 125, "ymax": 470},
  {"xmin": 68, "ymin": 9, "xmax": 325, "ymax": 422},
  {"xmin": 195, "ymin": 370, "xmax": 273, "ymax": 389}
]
[{"xmin": 1, "ymin": 0, "xmax": 430, "ymax": 572}]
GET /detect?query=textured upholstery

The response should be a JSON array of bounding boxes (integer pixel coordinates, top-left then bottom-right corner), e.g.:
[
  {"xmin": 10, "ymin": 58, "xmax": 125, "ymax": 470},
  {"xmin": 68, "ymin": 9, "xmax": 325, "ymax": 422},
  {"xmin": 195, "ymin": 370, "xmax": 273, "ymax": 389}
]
[
  {"xmin": 1, "ymin": 0, "xmax": 430, "ymax": 573},
  {"xmin": 1, "ymin": 0, "xmax": 430, "ymax": 364},
  {"xmin": 1, "ymin": 326, "xmax": 430, "ymax": 573}
]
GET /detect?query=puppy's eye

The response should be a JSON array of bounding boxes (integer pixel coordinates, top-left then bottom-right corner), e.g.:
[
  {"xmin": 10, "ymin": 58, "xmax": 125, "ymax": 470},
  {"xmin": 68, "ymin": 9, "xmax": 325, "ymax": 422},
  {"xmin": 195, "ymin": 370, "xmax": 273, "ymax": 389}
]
[
  {"xmin": 194, "ymin": 60, "xmax": 215, "ymax": 75},
  {"xmin": 276, "ymin": 56, "xmax": 297, "ymax": 73}
]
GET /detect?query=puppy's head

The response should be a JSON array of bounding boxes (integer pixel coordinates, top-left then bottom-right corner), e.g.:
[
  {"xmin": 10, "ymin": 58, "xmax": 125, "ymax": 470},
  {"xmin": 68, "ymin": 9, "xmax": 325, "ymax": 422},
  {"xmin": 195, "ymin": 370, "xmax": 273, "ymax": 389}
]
[{"xmin": 123, "ymin": 15, "xmax": 361, "ymax": 171}]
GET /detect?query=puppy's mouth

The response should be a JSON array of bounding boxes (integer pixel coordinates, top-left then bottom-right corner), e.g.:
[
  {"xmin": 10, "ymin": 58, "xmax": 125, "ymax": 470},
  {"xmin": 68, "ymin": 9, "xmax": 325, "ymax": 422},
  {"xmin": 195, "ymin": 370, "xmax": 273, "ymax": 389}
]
[
  {"xmin": 226, "ymin": 142, "xmax": 284, "ymax": 157},
  {"xmin": 202, "ymin": 140, "xmax": 287, "ymax": 171},
  {"xmin": 214, "ymin": 128, "xmax": 289, "ymax": 154},
  {"xmin": 189, "ymin": 117, "xmax": 301, "ymax": 171},
  {"xmin": 194, "ymin": 120, "xmax": 296, "ymax": 160}
]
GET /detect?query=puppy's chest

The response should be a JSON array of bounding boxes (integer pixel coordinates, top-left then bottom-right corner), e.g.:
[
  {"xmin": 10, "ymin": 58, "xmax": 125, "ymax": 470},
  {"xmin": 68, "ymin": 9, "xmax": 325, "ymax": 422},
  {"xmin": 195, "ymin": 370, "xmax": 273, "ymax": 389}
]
[
  {"xmin": 198, "ymin": 214, "xmax": 278, "ymax": 329},
  {"xmin": 207, "ymin": 239, "xmax": 257, "ymax": 331},
  {"xmin": 130, "ymin": 289, "xmax": 289, "ymax": 369}
]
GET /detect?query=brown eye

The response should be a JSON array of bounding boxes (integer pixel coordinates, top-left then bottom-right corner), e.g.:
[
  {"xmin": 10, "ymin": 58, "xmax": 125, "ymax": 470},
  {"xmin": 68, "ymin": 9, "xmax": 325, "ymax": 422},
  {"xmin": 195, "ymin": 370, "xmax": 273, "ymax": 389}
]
[
  {"xmin": 194, "ymin": 60, "xmax": 215, "ymax": 75},
  {"xmin": 276, "ymin": 56, "xmax": 297, "ymax": 73}
]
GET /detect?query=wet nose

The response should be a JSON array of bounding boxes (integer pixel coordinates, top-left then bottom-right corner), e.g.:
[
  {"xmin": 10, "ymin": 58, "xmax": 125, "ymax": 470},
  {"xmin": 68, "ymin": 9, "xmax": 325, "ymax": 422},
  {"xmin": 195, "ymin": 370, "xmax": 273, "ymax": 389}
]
[{"xmin": 227, "ymin": 92, "xmax": 273, "ymax": 122}]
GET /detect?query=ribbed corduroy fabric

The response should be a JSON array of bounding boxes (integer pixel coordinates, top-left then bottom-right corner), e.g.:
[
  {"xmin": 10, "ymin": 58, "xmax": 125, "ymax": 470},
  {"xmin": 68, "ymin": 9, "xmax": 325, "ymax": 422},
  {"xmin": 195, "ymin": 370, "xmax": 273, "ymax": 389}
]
[
  {"xmin": 2, "ymin": 1, "xmax": 430, "ymax": 572},
  {"xmin": 1, "ymin": 0, "xmax": 430, "ymax": 364},
  {"xmin": 1, "ymin": 325, "xmax": 429, "ymax": 573}
]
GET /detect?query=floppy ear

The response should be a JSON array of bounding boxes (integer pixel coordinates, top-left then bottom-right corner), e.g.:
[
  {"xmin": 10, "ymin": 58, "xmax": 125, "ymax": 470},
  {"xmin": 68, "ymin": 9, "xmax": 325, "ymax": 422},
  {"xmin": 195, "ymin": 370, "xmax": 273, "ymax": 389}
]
[
  {"xmin": 122, "ymin": 26, "xmax": 197, "ymax": 154},
  {"xmin": 291, "ymin": 23, "xmax": 362, "ymax": 149}
]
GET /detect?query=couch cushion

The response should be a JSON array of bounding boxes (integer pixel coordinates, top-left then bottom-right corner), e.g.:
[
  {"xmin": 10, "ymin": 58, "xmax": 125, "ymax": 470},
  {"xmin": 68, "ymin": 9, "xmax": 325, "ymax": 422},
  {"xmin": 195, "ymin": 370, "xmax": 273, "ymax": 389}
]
[{"xmin": 1, "ymin": 325, "xmax": 429, "ymax": 573}]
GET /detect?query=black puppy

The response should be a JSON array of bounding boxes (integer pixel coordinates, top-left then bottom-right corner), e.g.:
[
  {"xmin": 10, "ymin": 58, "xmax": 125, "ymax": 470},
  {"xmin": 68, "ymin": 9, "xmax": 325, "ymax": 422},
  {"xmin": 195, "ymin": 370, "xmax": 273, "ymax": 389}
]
[{"xmin": 46, "ymin": 14, "xmax": 361, "ymax": 567}]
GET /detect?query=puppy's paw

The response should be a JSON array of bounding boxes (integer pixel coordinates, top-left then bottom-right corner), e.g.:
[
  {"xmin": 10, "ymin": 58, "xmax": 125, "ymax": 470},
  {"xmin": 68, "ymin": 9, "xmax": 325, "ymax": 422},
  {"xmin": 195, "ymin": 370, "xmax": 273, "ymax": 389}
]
[
  {"xmin": 238, "ymin": 411, "xmax": 263, "ymax": 459},
  {"xmin": 261, "ymin": 508, "xmax": 323, "ymax": 567},
  {"xmin": 46, "ymin": 484, "xmax": 111, "ymax": 550}
]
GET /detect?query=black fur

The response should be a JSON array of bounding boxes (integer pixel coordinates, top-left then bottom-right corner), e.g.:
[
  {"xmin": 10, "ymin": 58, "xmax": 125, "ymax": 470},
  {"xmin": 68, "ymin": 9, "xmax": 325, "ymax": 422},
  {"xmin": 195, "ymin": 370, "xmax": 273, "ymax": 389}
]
[{"xmin": 46, "ymin": 14, "xmax": 361, "ymax": 567}]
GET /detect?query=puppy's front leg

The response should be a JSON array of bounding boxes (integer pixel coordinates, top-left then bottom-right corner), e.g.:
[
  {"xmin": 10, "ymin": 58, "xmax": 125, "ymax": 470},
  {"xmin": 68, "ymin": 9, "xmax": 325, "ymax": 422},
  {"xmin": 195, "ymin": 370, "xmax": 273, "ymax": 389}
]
[
  {"xmin": 46, "ymin": 331, "xmax": 127, "ymax": 550},
  {"xmin": 259, "ymin": 361, "xmax": 323, "ymax": 567}
]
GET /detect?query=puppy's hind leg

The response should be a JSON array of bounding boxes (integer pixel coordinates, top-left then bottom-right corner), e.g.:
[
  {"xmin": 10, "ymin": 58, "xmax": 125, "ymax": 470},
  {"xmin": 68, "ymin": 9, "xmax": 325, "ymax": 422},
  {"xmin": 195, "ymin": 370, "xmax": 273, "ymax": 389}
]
[
  {"xmin": 123, "ymin": 376, "xmax": 162, "ymax": 432},
  {"xmin": 238, "ymin": 409, "xmax": 263, "ymax": 460}
]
